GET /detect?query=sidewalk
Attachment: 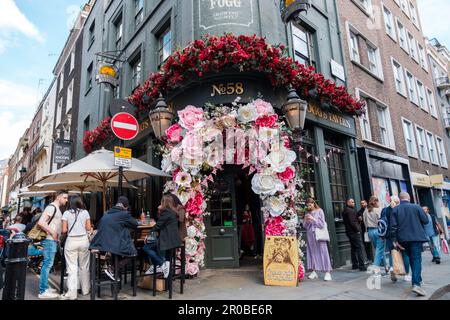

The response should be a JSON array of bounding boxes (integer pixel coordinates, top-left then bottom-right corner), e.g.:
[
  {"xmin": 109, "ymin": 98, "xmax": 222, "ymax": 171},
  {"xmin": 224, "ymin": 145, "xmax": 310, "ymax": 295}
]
[{"xmin": 20, "ymin": 251, "xmax": 450, "ymax": 300}]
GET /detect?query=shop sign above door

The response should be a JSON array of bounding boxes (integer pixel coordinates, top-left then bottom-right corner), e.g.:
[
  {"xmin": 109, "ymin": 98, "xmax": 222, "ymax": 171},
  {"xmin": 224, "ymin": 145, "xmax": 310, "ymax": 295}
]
[
  {"xmin": 53, "ymin": 139, "xmax": 72, "ymax": 164},
  {"xmin": 306, "ymin": 102, "xmax": 356, "ymax": 136},
  {"xmin": 199, "ymin": 0, "xmax": 254, "ymax": 30},
  {"xmin": 96, "ymin": 63, "xmax": 119, "ymax": 87}
]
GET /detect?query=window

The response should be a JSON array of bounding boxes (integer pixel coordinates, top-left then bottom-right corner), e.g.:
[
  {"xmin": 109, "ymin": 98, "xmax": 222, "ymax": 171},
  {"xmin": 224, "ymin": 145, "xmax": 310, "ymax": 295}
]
[
  {"xmin": 417, "ymin": 44, "xmax": 428, "ymax": 70},
  {"xmin": 427, "ymin": 88, "xmax": 438, "ymax": 117},
  {"xmin": 367, "ymin": 46, "xmax": 378, "ymax": 74},
  {"xmin": 114, "ymin": 16, "xmax": 123, "ymax": 50},
  {"xmin": 83, "ymin": 115, "xmax": 90, "ymax": 133},
  {"xmin": 131, "ymin": 57, "xmax": 141, "ymax": 90},
  {"xmin": 392, "ymin": 59, "xmax": 407, "ymax": 96},
  {"xmin": 88, "ymin": 20, "xmax": 95, "ymax": 47},
  {"xmin": 135, "ymin": 0, "xmax": 144, "ymax": 29},
  {"xmin": 402, "ymin": 119, "xmax": 417, "ymax": 157},
  {"xmin": 383, "ymin": 6, "xmax": 396, "ymax": 40},
  {"xmin": 56, "ymin": 98, "xmax": 63, "ymax": 127},
  {"xmin": 426, "ymin": 132, "xmax": 439, "ymax": 164},
  {"xmin": 377, "ymin": 106, "xmax": 390, "ymax": 146},
  {"xmin": 349, "ymin": 31, "xmax": 360, "ymax": 62},
  {"xmin": 158, "ymin": 26, "xmax": 172, "ymax": 67},
  {"xmin": 70, "ymin": 51, "xmax": 75, "ymax": 73},
  {"xmin": 407, "ymin": 32, "xmax": 418, "ymax": 61},
  {"xmin": 400, "ymin": 0, "xmax": 410, "ymax": 16},
  {"xmin": 353, "ymin": 0, "xmax": 373, "ymax": 14},
  {"xmin": 59, "ymin": 71, "xmax": 64, "ymax": 93},
  {"xmin": 86, "ymin": 62, "xmax": 93, "ymax": 92},
  {"xmin": 396, "ymin": 19, "xmax": 408, "ymax": 52},
  {"xmin": 405, "ymin": 71, "xmax": 418, "ymax": 104},
  {"xmin": 66, "ymin": 79, "xmax": 74, "ymax": 114},
  {"xmin": 416, "ymin": 80, "xmax": 428, "ymax": 111},
  {"xmin": 415, "ymin": 126, "xmax": 429, "ymax": 161},
  {"xmin": 292, "ymin": 24, "xmax": 316, "ymax": 69},
  {"xmin": 409, "ymin": 2, "xmax": 419, "ymax": 27},
  {"xmin": 436, "ymin": 136, "xmax": 448, "ymax": 168}
]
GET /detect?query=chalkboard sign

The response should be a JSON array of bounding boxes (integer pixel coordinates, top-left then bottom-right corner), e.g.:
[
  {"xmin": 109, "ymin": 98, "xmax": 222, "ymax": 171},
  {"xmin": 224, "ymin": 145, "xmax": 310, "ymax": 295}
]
[{"xmin": 263, "ymin": 236, "xmax": 299, "ymax": 287}]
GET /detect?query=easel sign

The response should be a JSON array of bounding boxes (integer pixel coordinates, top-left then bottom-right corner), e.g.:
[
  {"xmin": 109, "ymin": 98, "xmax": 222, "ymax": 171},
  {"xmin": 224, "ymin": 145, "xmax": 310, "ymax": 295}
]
[{"xmin": 263, "ymin": 236, "xmax": 299, "ymax": 287}]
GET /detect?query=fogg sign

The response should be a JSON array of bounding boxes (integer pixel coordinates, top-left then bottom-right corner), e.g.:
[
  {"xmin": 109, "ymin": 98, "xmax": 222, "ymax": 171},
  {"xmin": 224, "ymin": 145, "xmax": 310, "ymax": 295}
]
[{"xmin": 199, "ymin": 0, "xmax": 254, "ymax": 30}]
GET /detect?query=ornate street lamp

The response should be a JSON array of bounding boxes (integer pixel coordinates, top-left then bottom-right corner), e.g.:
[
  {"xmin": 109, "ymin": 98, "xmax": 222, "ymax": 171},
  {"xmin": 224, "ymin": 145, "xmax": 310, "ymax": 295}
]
[
  {"xmin": 282, "ymin": 86, "xmax": 308, "ymax": 132},
  {"xmin": 16, "ymin": 166, "xmax": 27, "ymax": 216},
  {"xmin": 280, "ymin": 0, "xmax": 312, "ymax": 23},
  {"xmin": 149, "ymin": 94, "xmax": 174, "ymax": 140}
]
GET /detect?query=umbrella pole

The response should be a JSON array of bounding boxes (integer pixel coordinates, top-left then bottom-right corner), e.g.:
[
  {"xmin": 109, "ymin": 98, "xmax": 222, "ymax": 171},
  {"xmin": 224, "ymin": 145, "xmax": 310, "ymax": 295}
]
[{"xmin": 102, "ymin": 181, "xmax": 107, "ymax": 213}]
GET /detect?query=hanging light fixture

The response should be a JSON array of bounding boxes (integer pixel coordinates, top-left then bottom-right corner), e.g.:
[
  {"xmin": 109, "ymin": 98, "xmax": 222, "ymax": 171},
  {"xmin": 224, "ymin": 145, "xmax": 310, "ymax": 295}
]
[
  {"xmin": 282, "ymin": 86, "xmax": 308, "ymax": 131},
  {"xmin": 148, "ymin": 94, "xmax": 173, "ymax": 140}
]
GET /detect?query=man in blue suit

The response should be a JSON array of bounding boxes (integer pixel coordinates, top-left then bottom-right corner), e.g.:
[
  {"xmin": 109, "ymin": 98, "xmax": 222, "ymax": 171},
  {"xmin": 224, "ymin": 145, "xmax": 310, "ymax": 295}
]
[{"xmin": 389, "ymin": 192, "xmax": 428, "ymax": 297}]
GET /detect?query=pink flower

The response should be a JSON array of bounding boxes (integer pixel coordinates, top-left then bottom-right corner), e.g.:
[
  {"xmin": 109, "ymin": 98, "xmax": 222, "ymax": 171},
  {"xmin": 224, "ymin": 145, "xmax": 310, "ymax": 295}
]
[
  {"xmin": 165, "ymin": 124, "xmax": 183, "ymax": 143},
  {"xmin": 282, "ymin": 135, "xmax": 291, "ymax": 149},
  {"xmin": 181, "ymin": 132, "xmax": 203, "ymax": 159},
  {"xmin": 178, "ymin": 105, "xmax": 205, "ymax": 131},
  {"xmin": 265, "ymin": 216, "xmax": 285, "ymax": 236},
  {"xmin": 170, "ymin": 146, "xmax": 182, "ymax": 163},
  {"xmin": 255, "ymin": 114, "xmax": 278, "ymax": 128},
  {"xmin": 298, "ymin": 263, "xmax": 305, "ymax": 281},
  {"xmin": 277, "ymin": 166, "xmax": 295, "ymax": 182},
  {"xmin": 186, "ymin": 192, "xmax": 204, "ymax": 216},
  {"xmin": 186, "ymin": 262, "xmax": 199, "ymax": 276},
  {"xmin": 254, "ymin": 99, "xmax": 274, "ymax": 116}
]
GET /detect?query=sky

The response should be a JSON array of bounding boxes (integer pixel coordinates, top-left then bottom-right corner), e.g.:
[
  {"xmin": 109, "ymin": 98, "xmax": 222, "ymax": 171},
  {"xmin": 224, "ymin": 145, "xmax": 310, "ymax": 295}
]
[{"xmin": 0, "ymin": 0, "xmax": 449, "ymax": 161}]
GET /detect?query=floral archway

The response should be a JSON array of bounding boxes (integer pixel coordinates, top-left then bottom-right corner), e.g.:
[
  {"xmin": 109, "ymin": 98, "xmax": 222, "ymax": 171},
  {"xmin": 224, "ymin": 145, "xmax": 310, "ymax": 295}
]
[{"xmin": 160, "ymin": 98, "xmax": 306, "ymax": 277}]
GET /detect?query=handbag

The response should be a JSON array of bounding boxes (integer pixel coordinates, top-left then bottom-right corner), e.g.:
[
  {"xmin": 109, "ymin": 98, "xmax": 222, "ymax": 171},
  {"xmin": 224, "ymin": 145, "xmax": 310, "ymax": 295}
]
[
  {"xmin": 442, "ymin": 239, "xmax": 449, "ymax": 254},
  {"xmin": 315, "ymin": 223, "xmax": 330, "ymax": 242},
  {"xmin": 364, "ymin": 232, "xmax": 370, "ymax": 243},
  {"xmin": 60, "ymin": 209, "xmax": 80, "ymax": 248},
  {"xmin": 391, "ymin": 249, "xmax": 406, "ymax": 275},
  {"xmin": 27, "ymin": 205, "xmax": 57, "ymax": 241}
]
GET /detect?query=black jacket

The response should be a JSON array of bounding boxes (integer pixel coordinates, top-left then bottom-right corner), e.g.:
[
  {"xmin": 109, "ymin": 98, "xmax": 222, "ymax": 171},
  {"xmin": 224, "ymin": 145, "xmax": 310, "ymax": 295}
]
[
  {"xmin": 89, "ymin": 206, "xmax": 138, "ymax": 257},
  {"xmin": 389, "ymin": 201, "xmax": 428, "ymax": 243},
  {"xmin": 342, "ymin": 206, "xmax": 361, "ymax": 234},
  {"xmin": 152, "ymin": 208, "xmax": 182, "ymax": 251}
]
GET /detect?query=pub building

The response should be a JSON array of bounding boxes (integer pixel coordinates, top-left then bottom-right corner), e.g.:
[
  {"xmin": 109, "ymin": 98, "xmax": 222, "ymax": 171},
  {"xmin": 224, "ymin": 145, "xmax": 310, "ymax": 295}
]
[{"xmin": 79, "ymin": 0, "xmax": 363, "ymax": 270}]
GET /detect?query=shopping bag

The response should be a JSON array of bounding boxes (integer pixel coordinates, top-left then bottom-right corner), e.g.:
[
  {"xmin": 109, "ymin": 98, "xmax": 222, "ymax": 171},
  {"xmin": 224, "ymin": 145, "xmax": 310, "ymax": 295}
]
[
  {"xmin": 391, "ymin": 249, "xmax": 406, "ymax": 275},
  {"xmin": 442, "ymin": 239, "xmax": 449, "ymax": 254}
]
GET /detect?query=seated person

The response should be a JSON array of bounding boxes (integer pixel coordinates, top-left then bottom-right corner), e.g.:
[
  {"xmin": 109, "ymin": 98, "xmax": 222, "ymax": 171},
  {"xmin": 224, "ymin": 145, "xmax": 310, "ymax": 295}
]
[
  {"xmin": 89, "ymin": 196, "xmax": 139, "ymax": 280},
  {"xmin": 7, "ymin": 215, "xmax": 26, "ymax": 233},
  {"xmin": 143, "ymin": 194, "xmax": 182, "ymax": 278}
]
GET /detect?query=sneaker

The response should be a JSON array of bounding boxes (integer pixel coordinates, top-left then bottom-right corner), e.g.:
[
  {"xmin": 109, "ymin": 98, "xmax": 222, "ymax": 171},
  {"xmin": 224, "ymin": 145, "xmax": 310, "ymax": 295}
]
[
  {"xmin": 308, "ymin": 271, "xmax": 318, "ymax": 280},
  {"xmin": 432, "ymin": 257, "xmax": 436, "ymax": 262},
  {"xmin": 59, "ymin": 293, "xmax": 77, "ymax": 300},
  {"xmin": 435, "ymin": 258, "xmax": 441, "ymax": 265},
  {"xmin": 104, "ymin": 265, "xmax": 115, "ymax": 281},
  {"xmin": 47, "ymin": 287, "xmax": 58, "ymax": 294},
  {"xmin": 324, "ymin": 272, "xmax": 332, "ymax": 281},
  {"xmin": 404, "ymin": 275, "xmax": 412, "ymax": 282},
  {"xmin": 161, "ymin": 261, "xmax": 170, "ymax": 278},
  {"xmin": 390, "ymin": 271, "xmax": 398, "ymax": 282},
  {"xmin": 412, "ymin": 285, "xmax": 426, "ymax": 297},
  {"xmin": 145, "ymin": 266, "xmax": 155, "ymax": 275},
  {"xmin": 38, "ymin": 290, "xmax": 59, "ymax": 299}
]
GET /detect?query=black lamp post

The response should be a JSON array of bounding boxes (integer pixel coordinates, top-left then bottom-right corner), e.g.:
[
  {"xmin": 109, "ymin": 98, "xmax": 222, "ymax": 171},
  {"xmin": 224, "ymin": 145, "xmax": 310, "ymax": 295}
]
[
  {"xmin": 282, "ymin": 86, "xmax": 308, "ymax": 140},
  {"xmin": 16, "ymin": 166, "xmax": 27, "ymax": 216},
  {"xmin": 149, "ymin": 94, "xmax": 174, "ymax": 140}
]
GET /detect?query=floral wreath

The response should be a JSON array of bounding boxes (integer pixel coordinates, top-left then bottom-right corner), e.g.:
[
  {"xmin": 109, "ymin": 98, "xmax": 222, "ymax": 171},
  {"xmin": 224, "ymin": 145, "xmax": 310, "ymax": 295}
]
[
  {"xmin": 160, "ymin": 98, "xmax": 306, "ymax": 278},
  {"xmin": 83, "ymin": 34, "xmax": 365, "ymax": 154}
]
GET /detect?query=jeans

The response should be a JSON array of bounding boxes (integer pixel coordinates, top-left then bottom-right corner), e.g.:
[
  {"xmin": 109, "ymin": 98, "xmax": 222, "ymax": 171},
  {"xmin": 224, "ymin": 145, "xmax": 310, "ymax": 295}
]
[
  {"xmin": 143, "ymin": 243, "xmax": 165, "ymax": 267},
  {"xmin": 401, "ymin": 241, "xmax": 423, "ymax": 287},
  {"xmin": 28, "ymin": 244, "xmax": 43, "ymax": 257},
  {"xmin": 347, "ymin": 232, "xmax": 365, "ymax": 268},
  {"xmin": 368, "ymin": 228, "xmax": 386, "ymax": 267},
  {"xmin": 39, "ymin": 239, "xmax": 57, "ymax": 294},
  {"xmin": 429, "ymin": 235, "xmax": 441, "ymax": 258}
]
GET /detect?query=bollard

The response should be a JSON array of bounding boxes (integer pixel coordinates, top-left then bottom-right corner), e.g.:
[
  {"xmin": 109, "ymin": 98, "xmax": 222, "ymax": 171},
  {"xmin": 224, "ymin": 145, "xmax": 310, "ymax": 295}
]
[{"xmin": 1, "ymin": 233, "xmax": 29, "ymax": 300}]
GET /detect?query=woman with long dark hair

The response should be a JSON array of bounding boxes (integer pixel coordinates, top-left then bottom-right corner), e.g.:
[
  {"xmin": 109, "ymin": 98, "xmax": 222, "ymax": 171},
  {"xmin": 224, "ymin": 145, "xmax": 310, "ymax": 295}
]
[{"xmin": 60, "ymin": 196, "xmax": 92, "ymax": 300}]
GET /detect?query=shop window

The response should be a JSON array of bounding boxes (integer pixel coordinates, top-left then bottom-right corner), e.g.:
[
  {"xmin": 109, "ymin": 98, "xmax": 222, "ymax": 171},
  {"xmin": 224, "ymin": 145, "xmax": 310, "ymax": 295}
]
[
  {"xmin": 295, "ymin": 144, "xmax": 317, "ymax": 199},
  {"xmin": 158, "ymin": 26, "xmax": 171, "ymax": 68},
  {"xmin": 208, "ymin": 176, "xmax": 233, "ymax": 227},
  {"xmin": 383, "ymin": 6, "xmax": 396, "ymax": 41},
  {"xmin": 371, "ymin": 177, "xmax": 390, "ymax": 208},
  {"xmin": 291, "ymin": 24, "xmax": 316, "ymax": 69}
]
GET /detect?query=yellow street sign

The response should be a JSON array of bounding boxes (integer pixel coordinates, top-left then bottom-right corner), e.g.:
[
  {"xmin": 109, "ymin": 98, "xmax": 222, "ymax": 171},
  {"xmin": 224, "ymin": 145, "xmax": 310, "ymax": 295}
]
[{"xmin": 114, "ymin": 146, "xmax": 132, "ymax": 159}]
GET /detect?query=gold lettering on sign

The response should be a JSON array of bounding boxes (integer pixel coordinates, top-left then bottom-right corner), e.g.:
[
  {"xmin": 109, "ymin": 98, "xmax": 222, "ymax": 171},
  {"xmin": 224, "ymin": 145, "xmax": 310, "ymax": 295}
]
[
  {"xmin": 211, "ymin": 82, "xmax": 244, "ymax": 96},
  {"xmin": 308, "ymin": 103, "xmax": 351, "ymax": 129},
  {"xmin": 139, "ymin": 119, "xmax": 150, "ymax": 132}
]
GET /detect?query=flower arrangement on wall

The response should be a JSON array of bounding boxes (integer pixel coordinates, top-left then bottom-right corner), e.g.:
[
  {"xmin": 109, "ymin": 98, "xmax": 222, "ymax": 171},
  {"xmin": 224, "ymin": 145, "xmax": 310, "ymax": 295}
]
[
  {"xmin": 160, "ymin": 98, "xmax": 306, "ymax": 277},
  {"xmin": 83, "ymin": 34, "xmax": 365, "ymax": 154},
  {"xmin": 82, "ymin": 117, "xmax": 111, "ymax": 154}
]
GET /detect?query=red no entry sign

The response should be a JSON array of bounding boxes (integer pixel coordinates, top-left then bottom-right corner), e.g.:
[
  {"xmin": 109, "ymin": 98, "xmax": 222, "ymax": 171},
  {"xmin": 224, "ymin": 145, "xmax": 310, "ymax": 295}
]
[{"xmin": 111, "ymin": 112, "xmax": 139, "ymax": 140}]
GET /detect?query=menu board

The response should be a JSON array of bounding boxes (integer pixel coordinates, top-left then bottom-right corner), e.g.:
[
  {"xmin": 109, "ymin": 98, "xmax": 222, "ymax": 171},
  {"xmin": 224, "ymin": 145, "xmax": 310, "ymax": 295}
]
[{"xmin": 263, "ymin": 236, "xmax": 299, "ymax": 287}]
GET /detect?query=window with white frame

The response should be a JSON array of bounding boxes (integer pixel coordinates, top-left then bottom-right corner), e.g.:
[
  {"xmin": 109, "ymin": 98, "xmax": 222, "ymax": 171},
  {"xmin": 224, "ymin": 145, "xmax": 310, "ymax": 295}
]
[
  {"xmin": 131, "ymin": 56, "xmax": 141, "ymax": 90},
  {"xmin": 358, "ymin": 96, "xmax": 372, "ymax": 140},
  {"xmin": 436, "ymin": 136, "xmax": 448, "ymax": 167},
  {"xmin": 416, "ymin": 80, "xmax": 428, "ymax": 111},
  {"xmin": 66, "ymin": 79, "xmax": 73, "ymax": 114},
  {"xmin": 367, "ymin": 46, "xmax": 379, "ymax": 74},
  {"xmin": 59, "ymin": 71, "xmax": 64, "ymax": 93},
  {"xmin": 396, "ymin": 19, "xmax": 408, "ymax": 52},
  {"xmin": 405, "ymin": 71, "xmax": 418, "ymax": 104},
  {"xmin": 56, "ymin": 97, "xmax": 63, "ymax": 127},
  {"xmin": 402, "ymin": 119, "xmax": 417, "ymax": 157},
  {"xmin": 377, "ymin": 106, "xmax": 390, "ymax": 146},
  {"xmin": 349, "ymin": 31, "xmax": 360, "ymax": 63},
  {"xmin": 415, "ymin": 126, "xmax": 429, "ymax": 161},
  {"xmin": 407, "ymin": 32, "xmax": 418, "ymax": 61},
  {"xmin": 392, "ymin": 59, "xmax": 407, "ymax": 96},
  {"xmin": 426, "ymin": 131, "xmax": 439, "ymax": 164},
  {"xmin": 426, "ymin": 88, "xmax": 438, "ymax": 117},
  {"xmin": 400, "ymin": 0, "xmax": 410, "ymax": 16},
  {"xmin": 135, "ymin": 0, "xmax": 144, "ymax": 29},
  {"xmin": 409, "ymin": 1, "xmax": 419, "ymax": 27},
  {"xmin": 354, "ymin": 0, "xmax": 373, "ymax": 14},
  {"xmin": 292, "ymin": 24, "xmax": 316, "ymax": 69},
  {"xmin": 158, "ymin": 26, "xmax": 172, "ymax": 67},
  {"xmin": 383, "ymin": 6, "xmax": 396, "ymax": 40},
  {"xmin": 70, "ymin": 51, "xmax": 75, "ymax": 73},
  {"xmin": 417, "ymin": 44, "xmax": 428, "ymax": 70}
]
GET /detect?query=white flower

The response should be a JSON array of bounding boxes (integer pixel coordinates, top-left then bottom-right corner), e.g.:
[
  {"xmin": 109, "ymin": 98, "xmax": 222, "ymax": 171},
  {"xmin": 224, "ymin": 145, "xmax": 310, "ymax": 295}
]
[
  {"xmin": 264, "ymin": 147, "xmax": 297, "ymax": 173},
  {"xmin": 237, "ymin": 103, "xmax": 258, "ymax": 123},
  {"xmin": 205, "ymin": 145, "xmax": 222, "ymax": 168},
  {"xmin": 181, "ymin": 157, "xmax": 202, "ymax": 175},
  {"xmin": 161, "ymin": 154, "xmax": 173, "ymax": 172},
  {"xmin": 251, "ymin": 173, "xmax": 284, "ymax": 196},
  {"xmin": 187, "ymin": 225, "xmax": 197, "ymax": 238},
  {"xmin": 185, "ymin": 238, "xmax": 198, "ymax": 255},
  {"xmin": 175, "ymin": 172, "xmax": 192, "ymax": 187},
  {"xmin": 202, "ymin": 125, "xmax": 222, "ymax": 143},
  {"xmin": 264, "ymin": 196, "xmax": 286, "ymax": 217},
  {"xmin": 170, "ymin": 147, "xmax": 183, "ymax": 164},
  {"xmin": 176, "ymin": 189, "xmax": 193, "ymax": 206}
]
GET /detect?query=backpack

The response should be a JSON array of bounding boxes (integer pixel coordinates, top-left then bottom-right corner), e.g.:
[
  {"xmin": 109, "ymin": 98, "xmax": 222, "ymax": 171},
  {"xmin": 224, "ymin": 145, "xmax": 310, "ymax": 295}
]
[{"xmin": 378, "ymin": 207, "xmax": 389, "ymax": 238}]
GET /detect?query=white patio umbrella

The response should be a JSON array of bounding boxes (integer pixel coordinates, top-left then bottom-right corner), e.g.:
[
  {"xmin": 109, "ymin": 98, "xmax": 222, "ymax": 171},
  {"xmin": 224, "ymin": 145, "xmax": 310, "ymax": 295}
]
[
  {"xmin": 33, "ymin": 148, "xmax": 170, "ymax": 212},
  {"xmin": 18, "ymin": 186, "xmax": 88, "ymax": 197}
]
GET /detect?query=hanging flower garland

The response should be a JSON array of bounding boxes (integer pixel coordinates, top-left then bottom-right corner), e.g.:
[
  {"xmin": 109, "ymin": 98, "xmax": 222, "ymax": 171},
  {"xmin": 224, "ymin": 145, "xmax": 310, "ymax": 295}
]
[
  {"xmin": 82, "ymin": 117, "xmax": 111, "ymax": 154},
  {"xmin": 83, "ymin": 34, "xmax": 365, "ymax": 154},
  {"xmin": 160, "ymin": 98, "xmax": 306, "ymax": 276}
]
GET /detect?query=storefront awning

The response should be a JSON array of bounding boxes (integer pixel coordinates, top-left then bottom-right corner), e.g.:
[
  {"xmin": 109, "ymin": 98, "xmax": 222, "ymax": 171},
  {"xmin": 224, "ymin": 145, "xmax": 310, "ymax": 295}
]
[{"xmin": 411, "ymin": 172, "xmax": 431, "ymax": 188}]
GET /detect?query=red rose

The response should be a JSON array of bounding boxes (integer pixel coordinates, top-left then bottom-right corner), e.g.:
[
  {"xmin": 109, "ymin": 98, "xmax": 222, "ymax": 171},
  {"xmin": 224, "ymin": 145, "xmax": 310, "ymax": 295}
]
[
  {"xmin": 277, "ymin": 166, "xmax": 295, "ymax": 182},
  {"xmin": 255, "ymin": 114, "xmax": 278, "ymax": 128},
  {"xmin": 165, "ymin": 124, "xmax": 183, "ymax": 143},
  {"xmin": 186, "ymin": 192, "xmax": 204, "ymax": 216}
]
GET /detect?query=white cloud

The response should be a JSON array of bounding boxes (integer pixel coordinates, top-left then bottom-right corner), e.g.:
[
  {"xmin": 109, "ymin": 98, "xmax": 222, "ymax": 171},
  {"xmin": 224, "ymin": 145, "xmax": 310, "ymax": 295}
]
[
  {"xmin": 0, "ymin": 79, "xmax": 37, "ymax": 109},
  {"xmin": 417, "ymin": 0, "xmax": 450, "ymax": 47},
  {"xmin": 0, "ymin": 0, "xmax": 44, "ymax": 54},
  {"xmin": 0, "ymin": 111, "xmax": 31, "ymax": 159}
]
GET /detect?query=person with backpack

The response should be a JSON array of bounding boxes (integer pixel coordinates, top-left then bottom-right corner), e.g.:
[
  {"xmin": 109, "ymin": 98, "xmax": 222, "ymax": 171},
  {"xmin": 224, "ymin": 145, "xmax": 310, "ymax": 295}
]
[
  {"xmin": 342, "ymin": 199, "xmax": 366, "ymax": 271},
  {"xmin": 36, "ymin": 190, "xmax": 69, "ymax": 299},
  {"xmin": 363, "ymin": 196, "xmax": 386, "ymax": 274},
  {"xmin": 60, "ymin": 196, "xmax": 92, "ymax": 300}
]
